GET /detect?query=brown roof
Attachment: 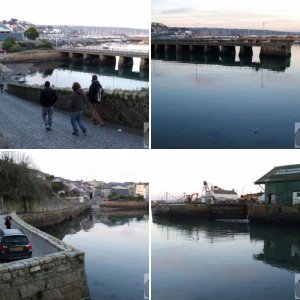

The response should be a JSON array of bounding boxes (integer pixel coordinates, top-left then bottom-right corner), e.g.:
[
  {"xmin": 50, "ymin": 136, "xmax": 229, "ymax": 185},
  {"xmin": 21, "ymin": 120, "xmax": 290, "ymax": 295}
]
[{"xmin": 255, "ymin": 164, "xmax": 300, "ymax": 184}]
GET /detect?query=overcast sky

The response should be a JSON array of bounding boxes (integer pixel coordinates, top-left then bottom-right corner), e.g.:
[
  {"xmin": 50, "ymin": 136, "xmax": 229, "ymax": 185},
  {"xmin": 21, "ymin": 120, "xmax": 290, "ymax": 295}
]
[
  {"xmin": 152, "ymin": 0, "xmax": 300, "ymax": 31},
  {"xmin": 16, "ymin": 150, "xmax": 149, "ymax": 183},
  {"xmin": 150, "ymin": 150, "xmax": 300, "ymax": 199},
  {"xmin": 1, "ymin": 0, "xmax": 149, "ymax": 29}
]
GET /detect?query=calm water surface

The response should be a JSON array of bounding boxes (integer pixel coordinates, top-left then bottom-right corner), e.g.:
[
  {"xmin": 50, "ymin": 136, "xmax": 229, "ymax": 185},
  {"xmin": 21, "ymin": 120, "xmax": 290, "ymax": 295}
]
[
  {"xmin": 152, "ymin": 45, "xmax": 300, "ymax": 148},
  {"xmin": 152, "ymin": 217, "xmax": 300, "ymax": 300},
  {"xmin": 44, "ymin": 209, "xmax": 149, "ymax": 300},
  {"xmin": 22, "ymin": 58, "xmax": 148, "ymax": 90}
]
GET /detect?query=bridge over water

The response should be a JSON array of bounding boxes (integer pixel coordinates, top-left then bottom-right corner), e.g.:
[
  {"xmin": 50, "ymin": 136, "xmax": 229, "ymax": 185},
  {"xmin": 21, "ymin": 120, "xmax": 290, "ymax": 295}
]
[
  {"xmin": 58, "ymin": 46, "xmax": 149, "ymax": 70},
  {"xmin": 152, "ymin": 37, "xmax": 292, "ymax": 58}
]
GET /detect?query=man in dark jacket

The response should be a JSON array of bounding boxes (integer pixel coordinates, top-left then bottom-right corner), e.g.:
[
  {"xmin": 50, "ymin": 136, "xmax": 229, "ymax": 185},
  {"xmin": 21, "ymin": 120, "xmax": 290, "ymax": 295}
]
[
  {"xmin": 88, "ymin": 74, "xmax": 104, "ymax": 126},
  {"xmin": 40, "ymin": 81, "xmax": 57, "ymax": 131}
]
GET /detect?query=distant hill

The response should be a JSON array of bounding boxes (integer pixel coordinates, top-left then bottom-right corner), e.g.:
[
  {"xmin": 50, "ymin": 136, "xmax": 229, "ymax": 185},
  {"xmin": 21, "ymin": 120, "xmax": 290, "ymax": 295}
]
[{"xmin": 152, "ymin": 22, "xmax": 300, "ymax": 36}]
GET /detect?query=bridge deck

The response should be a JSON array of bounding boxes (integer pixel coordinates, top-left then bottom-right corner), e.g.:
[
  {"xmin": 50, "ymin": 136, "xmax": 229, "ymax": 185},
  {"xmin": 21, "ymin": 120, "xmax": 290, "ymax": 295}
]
[{"xmin": 59, "ymin": 47, "xmax": 149, "ymax": 58}]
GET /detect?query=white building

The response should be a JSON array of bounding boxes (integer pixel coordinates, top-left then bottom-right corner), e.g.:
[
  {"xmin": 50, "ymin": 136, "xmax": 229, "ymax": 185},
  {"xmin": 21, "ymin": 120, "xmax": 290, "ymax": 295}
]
[
  {"xmin": 135, "ymin": 183, "xmax": 149, "ymax": 200},
  {"xmin": 204, "ymin": 185, "xmax": 238, "ymax": 203}
]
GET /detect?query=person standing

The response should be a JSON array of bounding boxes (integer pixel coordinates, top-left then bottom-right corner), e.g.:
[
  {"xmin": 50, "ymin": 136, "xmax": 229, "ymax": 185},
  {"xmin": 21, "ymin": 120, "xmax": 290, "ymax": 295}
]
[
  {"xmin": 70, "ymin": 82, "xmax": 87, "ymax": 136},
  {"xmin": 0, "ymin": 73, "xmax": 4, "ymax": 93},
  {"xmin": 88, "ymin": 74, "xmax": 104, "ymax": 126},
  {"xmin": 40, "ymin": 81, "xmax": 57, "ymax": 131},
  {"xmin": 5, "ymin": 216, "xmax": 11, "ymax": 229}
]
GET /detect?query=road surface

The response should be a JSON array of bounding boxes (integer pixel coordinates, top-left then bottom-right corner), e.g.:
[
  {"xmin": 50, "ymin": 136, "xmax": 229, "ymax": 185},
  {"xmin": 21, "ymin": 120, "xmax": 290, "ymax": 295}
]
[{"xmin": 0, "ymin": 91, "xmax": 145, "ymax": 149}]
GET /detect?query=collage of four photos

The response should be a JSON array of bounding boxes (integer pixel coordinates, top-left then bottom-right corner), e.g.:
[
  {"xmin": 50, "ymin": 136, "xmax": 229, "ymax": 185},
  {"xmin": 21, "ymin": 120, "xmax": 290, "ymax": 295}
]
[{"xmin": 1, "ymin": 0, "xmax": 300, "ymax": 299}]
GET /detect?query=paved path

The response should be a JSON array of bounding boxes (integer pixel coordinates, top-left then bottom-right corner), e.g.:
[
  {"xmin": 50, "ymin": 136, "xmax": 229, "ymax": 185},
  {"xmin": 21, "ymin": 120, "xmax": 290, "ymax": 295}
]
[
  {"xmin": 0, "ymin": 214, "xmax": 6, "ymax": 229},
  {"xmin": 0, "ymin": 92, "xmax": 144, "ymax": 149}
]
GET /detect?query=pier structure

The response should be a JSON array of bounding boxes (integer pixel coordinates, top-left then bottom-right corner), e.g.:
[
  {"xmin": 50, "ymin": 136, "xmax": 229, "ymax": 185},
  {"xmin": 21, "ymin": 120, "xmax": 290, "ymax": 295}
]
[
  {"xmin": 152, "ymin": 38, "xmax": 292, "ymax": 58},
  {"xmin": 58, "ymin": 47, "xmax": 149, "ymax": 70}
]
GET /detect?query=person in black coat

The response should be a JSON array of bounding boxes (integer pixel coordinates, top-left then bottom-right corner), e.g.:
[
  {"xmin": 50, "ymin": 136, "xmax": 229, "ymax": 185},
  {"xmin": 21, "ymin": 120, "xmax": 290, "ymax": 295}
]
[
  {"xmin": 40, "ymin": 81, "xmax": 57, "ymax": 131},
  {"xmin": 88, "ymin": 75, "xmax": 104, "ymax": 126},
  {"xmin": 5, "ymin": 216, "xmax": 11, "ymax": 229}
]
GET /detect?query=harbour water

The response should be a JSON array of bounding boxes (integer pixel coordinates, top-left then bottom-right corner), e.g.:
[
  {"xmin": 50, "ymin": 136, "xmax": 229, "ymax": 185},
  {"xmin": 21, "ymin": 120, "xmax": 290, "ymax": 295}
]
[
  {"xmin": 44, "ymin": 209, "xmax": 149, "ymax": 300},
  {"xmin": 151, "ymin": 45, "xmax": 300, "ymax": 148},
  {"xmin": 22, "ymin": 58, "xmax": 149, "ymax": 90},
  {"xmin": 152, "ymin": 216, "xmax": 300, "ymax": 300}
]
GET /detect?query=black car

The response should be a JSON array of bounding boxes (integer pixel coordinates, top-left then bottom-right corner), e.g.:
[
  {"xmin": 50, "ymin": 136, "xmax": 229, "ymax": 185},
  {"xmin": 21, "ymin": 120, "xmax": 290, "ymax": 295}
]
[{"xmin": 0, "ymin": 229, "xmax": 32, "ymax": 261}]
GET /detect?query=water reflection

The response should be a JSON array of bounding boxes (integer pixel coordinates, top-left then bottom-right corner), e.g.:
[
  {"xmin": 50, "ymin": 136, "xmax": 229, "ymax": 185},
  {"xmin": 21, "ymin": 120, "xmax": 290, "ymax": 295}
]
[
  {"xmin": 152, "ymin": 216, "xmax": 300, "ymax": 300},
  {"xmin": 24, "ymin": 59, "xmax": 149, "ymax": 90},
  {"xmin": 152, "ymin": 51, "xmax": 291, "ymax": 72},
  {"xmin": 43, "ymin": 209, "xmax": 149, "ymax": 300}
]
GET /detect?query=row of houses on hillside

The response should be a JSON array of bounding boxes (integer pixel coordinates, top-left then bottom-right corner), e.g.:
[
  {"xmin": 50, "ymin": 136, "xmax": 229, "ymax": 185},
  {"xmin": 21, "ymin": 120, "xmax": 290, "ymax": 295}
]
[{"xmin": 50, "ymin": 177, "xmax": 149, "ymax": 201}]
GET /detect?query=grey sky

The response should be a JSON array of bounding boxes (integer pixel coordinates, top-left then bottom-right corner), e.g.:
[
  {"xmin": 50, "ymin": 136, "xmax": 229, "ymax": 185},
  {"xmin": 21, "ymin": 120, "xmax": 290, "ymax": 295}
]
[
  {"xmin": 151, "ymin": 150, "xmax": 300, "ymax": 198},
  {"xmin": 18, "ymin": 150, "xmax": 149, "ymax": 182},
  {"xmin": 1, "ymin": 0, "xmax": 149, "ymax": 29},
  {"xmin": 152, "ymin": 0, "xmax": 300, "ymax": 31}
]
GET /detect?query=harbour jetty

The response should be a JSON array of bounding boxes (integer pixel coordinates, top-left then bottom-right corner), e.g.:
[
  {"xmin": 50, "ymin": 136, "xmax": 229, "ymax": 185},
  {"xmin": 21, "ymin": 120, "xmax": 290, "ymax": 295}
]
[
  {"xmin": 152, "ymin": 202, "xmax": 300, "ymax": 225},
  {"xmin": 152, "ymin": 37, "xmax": 292, "ymax": 58}
]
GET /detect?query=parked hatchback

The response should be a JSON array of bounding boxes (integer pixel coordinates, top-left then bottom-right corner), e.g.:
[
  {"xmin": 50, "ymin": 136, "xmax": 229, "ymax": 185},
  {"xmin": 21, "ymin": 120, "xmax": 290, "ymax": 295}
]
[{"xmin": 0, "ymin": 229, "xmax": 32, "ymax": 261}]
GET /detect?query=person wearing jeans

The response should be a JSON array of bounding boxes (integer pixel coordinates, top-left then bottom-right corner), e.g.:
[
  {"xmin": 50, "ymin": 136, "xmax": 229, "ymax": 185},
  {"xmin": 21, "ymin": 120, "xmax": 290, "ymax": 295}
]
[
  {"xmin": 70, "ymin": 82, "xmax": 87, "ymax": 136},
  {"xmin": 40, "ymin": 81, "xmax": 57, "ymax": 131}
]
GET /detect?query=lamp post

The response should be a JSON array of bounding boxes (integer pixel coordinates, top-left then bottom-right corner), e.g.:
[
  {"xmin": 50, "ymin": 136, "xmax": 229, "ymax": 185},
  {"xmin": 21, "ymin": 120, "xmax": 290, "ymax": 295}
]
[{"xmin": 262, "ymin": 22, "xmax": 267, "ymax": 37}]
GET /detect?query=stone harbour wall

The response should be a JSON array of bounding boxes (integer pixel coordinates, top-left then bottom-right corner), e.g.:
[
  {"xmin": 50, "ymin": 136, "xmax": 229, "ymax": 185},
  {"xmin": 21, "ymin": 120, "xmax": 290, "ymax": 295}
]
[
  {"xmin": 8, "ymin": 83, "xmax": 149, "ymax": 129},
  {"xmin": 0, "ymin": 213, "xmax": 90, "ymax": 300},
  {"xmin": 20, "ymin": 204, "xmax": 91, "ymax": 228},
  {"xmin": 0, "ymin": 50, "xmax": 63, "ymax": 63},
  {"xmin": 247, "ymin": 204, "xmax": 300, "ymax": 224},
  {"xmin": 100, "ymin": 200, "xmax": 149, "ymax": 210}
]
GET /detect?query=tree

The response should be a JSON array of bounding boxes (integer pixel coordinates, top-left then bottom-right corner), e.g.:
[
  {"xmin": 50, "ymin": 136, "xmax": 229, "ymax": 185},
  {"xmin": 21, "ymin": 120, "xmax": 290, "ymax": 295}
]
[
  {"xmin": 25, "ymin": 27, "xmax": 39, "ymax": 40},
  {"xmin": 2, "ymin": 37, "xmax": 16, "ymax": 51}
]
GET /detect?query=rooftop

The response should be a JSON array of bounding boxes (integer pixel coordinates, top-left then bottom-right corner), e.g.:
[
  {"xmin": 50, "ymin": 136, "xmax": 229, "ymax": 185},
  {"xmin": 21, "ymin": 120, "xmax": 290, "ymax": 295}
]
[{"xmin": 255, "ymin": 164, "xmax": 300, "ymax": 184}]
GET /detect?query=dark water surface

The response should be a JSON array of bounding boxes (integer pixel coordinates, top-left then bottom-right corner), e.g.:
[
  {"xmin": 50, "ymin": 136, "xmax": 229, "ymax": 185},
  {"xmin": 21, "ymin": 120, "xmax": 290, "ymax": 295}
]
[
  {"xmin": 22, "ymin": 59, "xmax": 149, "ymax": 90},
  {"xmin": 152, "ymin": 45, "xmax": 300, "ymax": 148},
  {"xmin": 152, "ymin": 217, "xmax": 300, "ymax": 300},
  {"xmin": 44, "ymin": 209, "xmax": 149, "ymax": 300}
]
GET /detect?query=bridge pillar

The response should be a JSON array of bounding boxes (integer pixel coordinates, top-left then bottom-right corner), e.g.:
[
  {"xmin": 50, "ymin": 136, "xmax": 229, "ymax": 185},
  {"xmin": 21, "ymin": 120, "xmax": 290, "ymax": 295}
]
[
  {"xmin": 140, "ymin": 58, "xmax": 149, "ymax": 70},
  {"xmin": 154, "ymin": 44, "xmax": 164, "ymax": 53},
  {"xmin": 83, "ymin": 54, "xmax": 99, "ymax": 63},
  {"xmin": 220, "ymin": 45, "xmax": 236, "ymax": 56},
  {"xmin": 165, "ymin": 44, "xmax": 176, "ymax": 53},
  {"xmin": 260, "ymin": 43, "xmax": 291, "ymax": 58},
  {"xmin": 189, "ymin": 45, "xmax": 204, "ymax": 54},
  {"xmin": 239, "ymin": 46, "xmax": 253, "ymax": 57},
  {"xmin": 100, "ymin": 55, "xmax": 116, "ymax": 67},
  {"xmin": 118, "ymin": 56, "xmax": 133, "ymax": 69},
  {"xmin": 204, "ymin": 45, "xmax": 220, "ymax": 55},
  {"xmin": 69, "ymin": 52, "xmax": 83, "ymax": 62},
  {"xmin": 176, "ymin": 45, "xmax": 189, "ymax": 53}
]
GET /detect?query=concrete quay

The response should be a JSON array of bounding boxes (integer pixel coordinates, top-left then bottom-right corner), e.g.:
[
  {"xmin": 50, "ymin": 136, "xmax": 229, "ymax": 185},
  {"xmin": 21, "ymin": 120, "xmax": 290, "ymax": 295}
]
[{"xmin": 152, "ymin": 38, "xmax": 292, "ymax": 58}]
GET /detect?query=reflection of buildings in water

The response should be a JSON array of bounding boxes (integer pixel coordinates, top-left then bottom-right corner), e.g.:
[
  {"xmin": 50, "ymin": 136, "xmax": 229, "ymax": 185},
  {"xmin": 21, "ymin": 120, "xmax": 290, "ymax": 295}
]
[
  {"xmin": 44, "ymin": 209, "xmax": 148, "ymax": 240},
  {"xmin": 153, "ymin": 216, "xmax": 300, "ymax": 272},
  {"xmin": 92, "ymin": 209, "xmax": 148, "ymax": 227}
]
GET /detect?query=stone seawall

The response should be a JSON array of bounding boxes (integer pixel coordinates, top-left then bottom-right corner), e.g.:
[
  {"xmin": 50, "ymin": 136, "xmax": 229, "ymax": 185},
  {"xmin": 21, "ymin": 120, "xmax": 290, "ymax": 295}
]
[
  {"xmin": 2, "ymin": 196, "xmax": 72, "ymax": 215},
  {"xmin": 0, "ymin": 213, "xmax": 90, "ymax": 300},
  {"xmin": 247, "ymin": 204, "xmax": 300, "ymax": 225},
  {"xmin": 20, "ymin": 204, "xmax": 91, "ymax": 228},
  {"xmin": 8, "ymin": 83, "xmax": 148, "ymax": 129},
  {"xmin": 100, "ymin": 200, "xmax": 149, "ymax": 210},
  {"xmin": 152, "ymin": 202, "xmax": 300, "ymax": 225},
  {"xmin": 0, "ymin": 50, "xmax": 63, "ymax": 63}
]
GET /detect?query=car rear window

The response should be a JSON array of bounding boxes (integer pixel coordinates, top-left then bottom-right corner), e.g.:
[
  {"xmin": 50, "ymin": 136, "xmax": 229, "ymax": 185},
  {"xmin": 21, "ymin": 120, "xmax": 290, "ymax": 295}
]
[{"xmin": 3, "ymin": 235, "xmax": 29, "ymax": 245}]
